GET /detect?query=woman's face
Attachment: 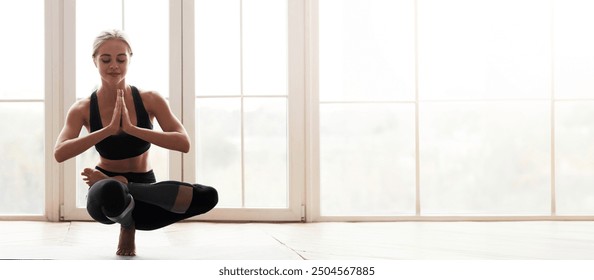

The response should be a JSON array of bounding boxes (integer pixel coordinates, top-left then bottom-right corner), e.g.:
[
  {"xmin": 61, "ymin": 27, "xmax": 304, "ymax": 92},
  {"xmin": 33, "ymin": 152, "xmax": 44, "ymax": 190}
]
[{"xmin": 94, "ymin": 39, "xmax": 131, "ymax": 86}]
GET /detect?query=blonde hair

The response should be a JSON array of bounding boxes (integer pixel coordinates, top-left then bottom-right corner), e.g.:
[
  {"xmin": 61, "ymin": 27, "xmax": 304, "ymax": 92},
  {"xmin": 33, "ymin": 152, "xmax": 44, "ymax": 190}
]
[{"xmin": 92, "ymin": 29, "xmax": 133, "ymax": 58}]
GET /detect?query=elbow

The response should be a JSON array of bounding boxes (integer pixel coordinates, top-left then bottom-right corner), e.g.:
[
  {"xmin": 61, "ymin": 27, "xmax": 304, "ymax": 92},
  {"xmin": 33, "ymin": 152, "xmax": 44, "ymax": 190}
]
[
  {"xmin": 54, "ymin": 149, "xmax": 66, "ymax": 163},
  {"xmin": 53, "ymin": 143, "xmax": 71, "ymax": 163},
  {"xmin": 179, "ymin": 135, "xmax": 190, "ymax": 153},
  {"xmin": 180, "ymin": 140, "xmax": 190, "ymax": 153}
]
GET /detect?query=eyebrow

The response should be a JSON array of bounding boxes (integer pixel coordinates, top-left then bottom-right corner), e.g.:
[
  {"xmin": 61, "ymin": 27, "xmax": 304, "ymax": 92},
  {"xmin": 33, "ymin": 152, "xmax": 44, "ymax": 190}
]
[{"xmin": 99, "ymin": 53, "xmax": 128, "ymax": 57}]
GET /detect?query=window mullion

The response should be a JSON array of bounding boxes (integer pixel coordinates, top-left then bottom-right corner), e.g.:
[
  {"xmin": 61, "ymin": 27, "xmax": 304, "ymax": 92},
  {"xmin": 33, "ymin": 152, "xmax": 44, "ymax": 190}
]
[{"xmin": 240, "ymin": 0, "xmax": 246, "ymax": 208}]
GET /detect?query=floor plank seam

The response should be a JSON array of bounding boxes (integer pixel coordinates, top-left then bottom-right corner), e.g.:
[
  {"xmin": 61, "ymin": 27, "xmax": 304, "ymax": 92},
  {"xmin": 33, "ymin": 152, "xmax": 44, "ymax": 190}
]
[
  {"xmin": 268, "ymin": 234, "xmax": 307, "ymax": 260},
  {"xmin": 61, "ymin": 222, "xmax": 73, "ymax": 245}
]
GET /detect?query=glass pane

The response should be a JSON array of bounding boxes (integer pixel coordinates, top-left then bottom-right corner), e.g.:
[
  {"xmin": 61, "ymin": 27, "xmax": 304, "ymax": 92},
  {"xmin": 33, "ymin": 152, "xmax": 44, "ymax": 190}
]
[
  {"xmin": 417, "ymin": 0, "xmax": 551, "ymax": 100},
  {"xmin": 196, "ymin": 98, "xmax": 242, "ymax": 207},
  {"xmin": 319, "ymin": 0, "xmax": 415, "ymax": 102},
  {"xmin": 244, "ymin": 98, "xmax": 288, "ymax": 208},
  {"xmin": 419, "ymin": 101, "xmax": 550, "ymax": 215},
  {"xmin": 124, "ymin": 0, "xmax": 169, "ymax": 97},
  {"xmin": 320, "ymin": 104, "xmax": 416, "ymax": 216},
  {"xmin": 555, "ymin": 101, "xmax": 594, "ymax": 214},
  {"xmin": 76, "ymin": 0, "xmax": 122, "ymax": 98},
  {"xmin": 242, "ymin": 0, "xmax": 287, "ymax": 95},
  {"xmin": 195, "ymin": 0, "xmax": 241, "ymax": 96},
  {"xmin": 0, "ymin": 103, "xmax": 44, "ymax": 214},
  {"xmin": 0, "ymin": 0, "xmax": 44, "ymax": 100},
  {"xmin": 554, "ymin": 1, "xmax": 594, "ymax": 99}
]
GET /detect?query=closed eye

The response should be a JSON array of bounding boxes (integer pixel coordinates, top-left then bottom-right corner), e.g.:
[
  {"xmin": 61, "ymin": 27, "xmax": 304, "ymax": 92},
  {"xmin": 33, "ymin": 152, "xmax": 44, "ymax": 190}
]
[{"xmin": 117, "ymin": 54, "xmax": 127, "ymax": 63}]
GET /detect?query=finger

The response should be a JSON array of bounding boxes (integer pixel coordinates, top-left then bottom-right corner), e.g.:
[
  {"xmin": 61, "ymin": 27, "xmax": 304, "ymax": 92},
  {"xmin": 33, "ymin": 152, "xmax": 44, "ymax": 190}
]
[
  {"xmin": 121, "ymin": 91, "xmax": 128, "ymax": 109},
  {"xmin": 121, "ymin": 94, "xmax": 130, "ymax": 117},
  {"xmin": 113, "ymin": 93, "xmax": 120, "ymax": 112},
  {"xmin": 119, "ymin": 90, "xmax": 127, "ymax": 115},
  {"xmin": 117, "ymin": 90, "xmax": 123, "ymax": 107},
  {"xmin": 114, "ymin": 91, "xmax": 123, "ymax": 115}
]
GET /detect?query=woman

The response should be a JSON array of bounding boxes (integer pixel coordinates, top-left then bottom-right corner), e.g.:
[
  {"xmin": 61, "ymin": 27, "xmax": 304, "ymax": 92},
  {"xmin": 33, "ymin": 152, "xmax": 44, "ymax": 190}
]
[{"xmin": 54, "ymin": 29, "xmax": 217, "ymax": 256}]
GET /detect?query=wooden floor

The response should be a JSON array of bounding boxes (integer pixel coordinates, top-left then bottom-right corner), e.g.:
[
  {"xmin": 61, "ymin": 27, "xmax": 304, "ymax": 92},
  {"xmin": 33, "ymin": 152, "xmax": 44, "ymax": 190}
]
[{"xmin": 2, "ymin": 220, "xmax": 594, "ymax": 260}]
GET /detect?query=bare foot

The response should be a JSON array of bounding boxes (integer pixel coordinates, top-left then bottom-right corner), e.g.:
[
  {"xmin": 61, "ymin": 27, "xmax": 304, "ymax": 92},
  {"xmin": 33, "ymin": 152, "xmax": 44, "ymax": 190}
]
[
  {"xmin": 81, "ymin": 168, "xmax": 108, "ymax": 187},
  {"xmin": 117, "ymin": 224, "xmax": 136, "ymax": 256}
]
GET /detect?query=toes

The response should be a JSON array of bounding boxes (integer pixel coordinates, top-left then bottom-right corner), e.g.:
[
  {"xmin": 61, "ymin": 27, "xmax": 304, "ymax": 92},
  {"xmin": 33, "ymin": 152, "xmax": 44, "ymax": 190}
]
[
  {"xmin": 117, "ymin": 241, "xmax": 136, "ymax": 256},
  {"xmin": 116, "ymin": 249, "xmax": 136, "ymax": 256}
]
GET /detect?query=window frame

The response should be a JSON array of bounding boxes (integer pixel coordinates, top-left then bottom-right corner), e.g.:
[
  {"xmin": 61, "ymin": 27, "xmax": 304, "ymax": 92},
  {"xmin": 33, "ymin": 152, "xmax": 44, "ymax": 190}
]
[
  {"xmin": 306, "ymin": 0, "xmax": 594, "ymax": 222},
  {"xmin": 181, "ymin": 0, "xmax": 306, "ymax": 221},
  {"xmin": 12, "ymin": 0, "xmax": 594, "ymax": 222},
  {"xmin": 0, "ymin": 0, "xmax": 53, "ymax": 220},
  {"xmin": 55, "ymin": 0, "xmax": 305, "ymax": 222}
]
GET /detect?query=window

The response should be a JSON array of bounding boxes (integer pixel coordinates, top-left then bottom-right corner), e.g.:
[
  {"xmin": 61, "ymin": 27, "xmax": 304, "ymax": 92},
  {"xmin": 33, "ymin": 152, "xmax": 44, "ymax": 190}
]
[
  {"xmin": 194, "ymin": 0, "xmax": 291, "ymax": 209},
  {"xmin": 417, "ymin": 0, "xmax": 551, "ymax": 215},
  {"xmin": 319, "ymin": 0, "xmax": 417, "ymax": 216},
  {"xmin": 317, "ymin": 0, "xmax": 594, "ymax": 218},
  {"xmin": 0, "ymin": 0, "xmax": 45, "ymax": 215},
  {"xmin": 9, "ymin": 0, "xmax": 594, "ymax": 221},
  {"xmin": 73, "ymin": 0, "xmax": 170, "ymax": 208},
  {"xmin": 553, "ymin": 0, "xmax": 594, "ymax": 215},
  {"xmin": 60, "ymin": 0, "xmax": 304, "ymax": 221}
]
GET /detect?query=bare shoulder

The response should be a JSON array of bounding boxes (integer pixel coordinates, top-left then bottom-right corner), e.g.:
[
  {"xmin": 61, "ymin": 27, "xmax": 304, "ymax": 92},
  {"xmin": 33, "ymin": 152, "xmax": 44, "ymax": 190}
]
[
  {"xmin": 68, "ymin": 97, "xmax": 90, "ymax": 117},
  {"xmin": 137, "ymin": 89, "xmax": 170, "ymax": 111},
  {"xmin": 62, "ymin": 96, "xmax": 91, "ymax": 128}
]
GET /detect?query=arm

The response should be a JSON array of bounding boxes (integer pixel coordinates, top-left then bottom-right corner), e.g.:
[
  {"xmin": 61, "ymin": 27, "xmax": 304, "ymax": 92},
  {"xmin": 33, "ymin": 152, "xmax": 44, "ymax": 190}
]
[
  {"xmin": 54, "ymin": 94, "xmax": 123, "ymax": 163},
  {"xmin": 121, "ymin": 91, "xmax": 190, "ymax": 153}
]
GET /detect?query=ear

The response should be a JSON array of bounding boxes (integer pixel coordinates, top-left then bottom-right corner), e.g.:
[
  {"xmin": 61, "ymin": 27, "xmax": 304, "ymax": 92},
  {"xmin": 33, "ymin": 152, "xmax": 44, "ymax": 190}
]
[{"xmin": 93, "ymin": 56, "xmax": 98, "ymax": 67}]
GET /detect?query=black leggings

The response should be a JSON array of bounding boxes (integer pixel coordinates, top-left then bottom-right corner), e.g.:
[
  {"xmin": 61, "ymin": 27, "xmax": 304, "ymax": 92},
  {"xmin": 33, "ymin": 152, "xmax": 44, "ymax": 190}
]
[{"xmin": 87, "ymin": 167, "xmax": 218, "ymax": 231}]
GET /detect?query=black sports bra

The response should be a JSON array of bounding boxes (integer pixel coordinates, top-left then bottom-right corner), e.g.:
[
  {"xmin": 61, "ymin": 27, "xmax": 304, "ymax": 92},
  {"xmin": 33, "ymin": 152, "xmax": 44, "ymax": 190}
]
[{"xmin": 89, "ymin": 86, "xmax": 153, "ymax": 160}]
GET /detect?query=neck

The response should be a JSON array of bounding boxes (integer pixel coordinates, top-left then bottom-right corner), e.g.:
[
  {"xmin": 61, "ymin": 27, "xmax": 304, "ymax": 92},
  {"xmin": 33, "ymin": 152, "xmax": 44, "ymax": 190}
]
[{"xmin": 98, "ymin": 80, "xmax": 127, "ymax": 96}]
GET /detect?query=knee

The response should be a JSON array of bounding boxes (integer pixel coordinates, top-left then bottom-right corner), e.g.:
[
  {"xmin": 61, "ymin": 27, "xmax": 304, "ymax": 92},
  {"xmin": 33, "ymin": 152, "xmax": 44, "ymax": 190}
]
[
  {"xmin": 87, "ymin": 179, "xmax": 130, "ymax": 218},
  {"xmin": 193, "ymin": 184, "xmax": 218, "ymax": 212},
  {"xmin": 89, "ymin": 178, "xmax": 127, "ymax": 195},
  {"xmin": 204, "ymin": 186, "xmax": 218, "ymax": 210}
]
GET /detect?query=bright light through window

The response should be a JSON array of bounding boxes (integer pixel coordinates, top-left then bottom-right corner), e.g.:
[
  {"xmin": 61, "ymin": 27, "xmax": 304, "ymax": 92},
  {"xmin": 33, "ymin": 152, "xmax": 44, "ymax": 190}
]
[
  {"xmin": 0, "ymin": 0, "xmax": 45, "ymax": 215},
  {"xmin": 195, "ymin": 0, "xmax": 289, "ymax": 208},
  {"xmin": 418, "ymin": 0, "xmax": 551, "ymax": 101},
  {"xmin": 320, "ymin": 0, "xmax": 594, "ymax": 216}
]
